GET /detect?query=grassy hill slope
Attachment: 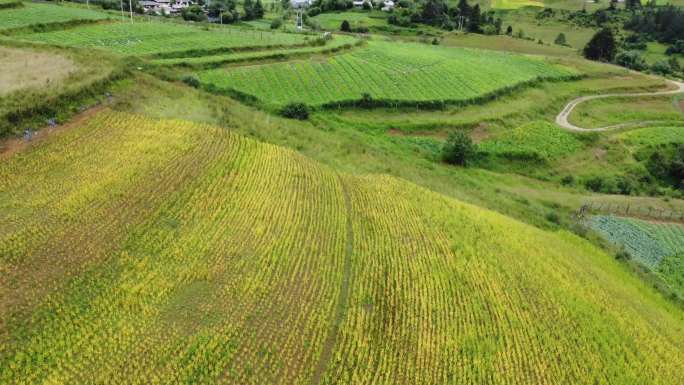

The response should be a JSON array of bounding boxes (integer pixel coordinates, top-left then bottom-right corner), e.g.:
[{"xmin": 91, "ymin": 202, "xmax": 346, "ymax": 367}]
[{"xmin": 1, "ymin": 111, "xmax": 683, "ymax": 384}]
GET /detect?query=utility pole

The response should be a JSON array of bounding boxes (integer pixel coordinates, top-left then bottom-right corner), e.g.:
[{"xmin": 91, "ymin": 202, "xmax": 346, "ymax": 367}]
[
  {"xmin": 129, "ymin": 0, "xmax": 133, "ymax": 22},
  {"xmin": 120, "ymin": 0, "xmax": 124, "ymax": 20}
]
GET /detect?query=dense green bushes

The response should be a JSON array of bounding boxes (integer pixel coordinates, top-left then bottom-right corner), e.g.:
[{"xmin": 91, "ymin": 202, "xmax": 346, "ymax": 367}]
[
  {"xmin": 0, "ymin": 1, "xmax": 22, "ymax": 10},
  {"xmin": 280, "ymin": 102, "xmax": 309, "ymax": 120},
  {"xmin": 441, "ymin": 131, "xmax": 476, "ymax": 166}
]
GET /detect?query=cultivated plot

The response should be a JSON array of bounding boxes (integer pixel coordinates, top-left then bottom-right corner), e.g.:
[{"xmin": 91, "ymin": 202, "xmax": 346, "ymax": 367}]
[
  {"xmin": 0, "ymin": 2, "xmax": 108, "ymax": 31},
  {"xmin": 16, "ymin": 21, "xmax": 311, "ymax": 56},
  {"xmin": 1, "ymin": 111, "xmax": 682, "ymax": 384},
  {"xmin": 197, "ymin": 41, "xmax": 578, "ymax": 108}
]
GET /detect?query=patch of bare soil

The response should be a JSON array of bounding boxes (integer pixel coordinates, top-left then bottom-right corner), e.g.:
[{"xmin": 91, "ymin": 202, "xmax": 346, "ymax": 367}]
[
  {"xmin": 470, "ymin": 123, "xmax": 492, "ymax": 143},
  {"xmin": 593, "ymin": 147, "xmax": 607, "ymax": 160},
  {"xmin": 387, "ymin": 128, "xmax": 449, "ymax": 139}
]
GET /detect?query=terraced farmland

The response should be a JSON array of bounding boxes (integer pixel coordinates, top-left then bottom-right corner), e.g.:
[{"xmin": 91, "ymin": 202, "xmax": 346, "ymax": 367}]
[
  {"xmin": 0, "ymin": 2, "xmax": 108, "ymax": 31},
  {"xmin": 151, "ymin": 35, "xmax": 359, "ymax": 67},
  {"xmin": 196, "ymin": 41, "xmax": 579, "ymax": 109},
  {"xmin": 15, "ymin": 21, "xmax": 310, "ymax": 56},
  {"xmin": 1, "ymin": 111, "xmax": 683, "ymax": 384}
]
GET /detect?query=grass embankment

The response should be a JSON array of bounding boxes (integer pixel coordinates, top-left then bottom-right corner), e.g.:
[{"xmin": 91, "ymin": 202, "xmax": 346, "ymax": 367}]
[
  {"xmin": 1, "ymin": 110, "xmax": 683, "ymax": 384},
  {"xmin": 197, "ymin": 40, "xmax": 579, "ymax": 110},
  {"xmin": 0, "ymin": 42, "xmax": 123, "ymax": 138}
]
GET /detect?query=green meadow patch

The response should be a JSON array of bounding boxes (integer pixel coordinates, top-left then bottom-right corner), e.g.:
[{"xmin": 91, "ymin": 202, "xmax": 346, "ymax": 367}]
[
  {"xmin": 620, "ymin": 126, "xmax": 684, "ymax": 147},
  {"xmin": 479, "ymin": 121, "xmax": 584, "ymax": 162}
]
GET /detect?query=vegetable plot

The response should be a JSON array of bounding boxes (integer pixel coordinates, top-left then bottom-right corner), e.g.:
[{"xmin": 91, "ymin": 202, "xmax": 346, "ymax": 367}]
[{"xmin": 588, "ymin": 215, "xmax": 684, "ymax": 268}]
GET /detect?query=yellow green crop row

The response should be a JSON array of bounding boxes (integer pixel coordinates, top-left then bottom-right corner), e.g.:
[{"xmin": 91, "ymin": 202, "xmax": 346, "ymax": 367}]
[{"xmin": 1, "ymin": 111, "xmax": 682, "ymax": 384}]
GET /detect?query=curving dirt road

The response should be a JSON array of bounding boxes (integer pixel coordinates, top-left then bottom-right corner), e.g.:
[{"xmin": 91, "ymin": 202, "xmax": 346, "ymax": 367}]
[{"xmin": 555, "ymin": 79, "xmax": 684, "ymax": 132}]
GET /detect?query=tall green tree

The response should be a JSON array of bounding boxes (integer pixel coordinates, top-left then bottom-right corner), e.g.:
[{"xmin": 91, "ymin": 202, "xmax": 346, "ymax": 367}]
[
  {"xmin": 583, "ymin": 28, "xmax": 617, "ymax": 62},
  {"xmin": 456, "ymin": 0, "xmax": 470, "ymax": 18},
  {"xmin": 243, "ymin": 0, "xmax": 255, "ymax": 20},
  {"xmin": 421, "ymin": 0, "xmax": 448, "ymax": 26},
  {"xmin": 467, "ymin": 4, "xmax": 481, "ymax": 33}
]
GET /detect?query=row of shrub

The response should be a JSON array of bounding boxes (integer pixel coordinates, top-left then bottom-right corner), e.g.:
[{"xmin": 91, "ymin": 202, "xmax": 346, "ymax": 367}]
[
  {"xmin": 0, "ymin": 1, "xmax": 23, "ymax": 10},
  {"xmin": 165, "ymin": 42, "xmax": 356, "ymax": 70},
  {"xmin": 317, "ymin": 74, "xmax": 582, "ymax": 112}
]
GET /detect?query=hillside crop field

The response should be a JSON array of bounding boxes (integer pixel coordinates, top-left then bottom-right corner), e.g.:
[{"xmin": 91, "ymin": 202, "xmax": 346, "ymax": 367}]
[
  {"xmin": 1, "ymin": 111, "xmax": 683, "ymax": 384},
  {"xmin": 196, "ymin": 41, "xmax": 578, "ymax": 108},
  {"xmin": 3, "ymin": 0, "xmax": 684, "ymax": 383},
  {"xmin": 16, "ymin": 21, "xmax": 310, "ymax": 57},
  {"xmin": 0, "ymin": 2, "xmax": 108, "ymax": 31}
]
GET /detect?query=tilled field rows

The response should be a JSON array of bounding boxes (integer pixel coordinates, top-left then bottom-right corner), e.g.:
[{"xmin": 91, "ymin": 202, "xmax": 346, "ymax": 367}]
[{"xmin": 0, "ymin": 111, "xmax": 682, "ymax": 384}]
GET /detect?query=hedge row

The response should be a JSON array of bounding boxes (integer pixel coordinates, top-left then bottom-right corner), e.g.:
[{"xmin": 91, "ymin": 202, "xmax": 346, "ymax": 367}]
[
  {"xmin": 0, "ymin": 1, "xmax": 23, "ymax": 10},
  {"xmin": 319, "ymin": 74, "xmax": 583, "ymax": 111},
  {"xmin": 163, "ymin": 42, "xmax": 357, "ymax": 70},
  {"xmin": 149, "ymin": 38, "xmax": 327, "ymax": 60}
]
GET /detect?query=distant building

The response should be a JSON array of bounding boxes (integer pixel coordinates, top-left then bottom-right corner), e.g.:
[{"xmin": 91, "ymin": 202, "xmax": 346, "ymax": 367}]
[
  {"xmin": 352, "ymin": 0, "xmax": 372, "ymax": 8},
  {"xmin": 290, "ymin": 0, "xmax": 312, "ymax": 9},
  {"xmin": 171, "ymin": 0, "xmax": 192, "ymax": 13},
  {"xmin": 381, "ymin": 0, "xmax": 394, "ymax": 11},
  {"xmin": 141, "ymin": 0, "xmax": 182, "ymax": 14}
]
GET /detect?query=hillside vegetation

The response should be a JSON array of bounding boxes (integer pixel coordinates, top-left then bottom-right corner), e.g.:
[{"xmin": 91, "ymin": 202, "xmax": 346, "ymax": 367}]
[{"xmin": 1, "ymin": 111, "xmax": 683, "ymax": 384}]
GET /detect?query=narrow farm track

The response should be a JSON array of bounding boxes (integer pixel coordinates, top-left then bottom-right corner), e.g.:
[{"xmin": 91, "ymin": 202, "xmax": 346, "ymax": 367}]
[
  {"xmin": 311, "ymin": 175, "xmax": 354, "ymax": 385},
  {"xmin": 556, "ymin": 79, "xmax": 684, "ymax": 131}
]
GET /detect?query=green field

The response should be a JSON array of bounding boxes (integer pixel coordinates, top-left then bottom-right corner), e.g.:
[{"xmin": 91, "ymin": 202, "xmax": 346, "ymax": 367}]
[
  {"xmin": 1, "ymin": 110, "xmax": 683, "ymax": 384},
  {"xmin": 620, "ymin": 126, "xmax": 684, "ymax": 147},
  {"xmin": 16, "ymin": 21, "xmax": 310, "ymax": 56},
  {"xmin": 0, "ymin": 2, "xmax": 108, "ymax": 31},
  {"xmin": 479, "ymin": 121, "xmax": 583, "ymax": 161},
  {"xmin": 197, "ymin": 41, "xmax": 578, "ymax": 108},
  {"xmin": 151, "ymin": 35, "xmax": 359, "ymax": 67},
  {"xmin": 311, "ymin": 11, "xmax": 387, "ymax": 30},
  {"xmin": 568, "ymin": 95, "xmax": 684, "ymax": 129}
]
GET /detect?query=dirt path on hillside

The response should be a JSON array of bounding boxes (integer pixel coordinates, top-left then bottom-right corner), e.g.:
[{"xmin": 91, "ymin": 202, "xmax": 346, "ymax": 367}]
[
  {"xmin": 311, "ymin": 175, "xmax": 354, "ymax": 385},
  {"xmin": 555, "ymin": 79, "xmax": 684, "ymax": 132}
]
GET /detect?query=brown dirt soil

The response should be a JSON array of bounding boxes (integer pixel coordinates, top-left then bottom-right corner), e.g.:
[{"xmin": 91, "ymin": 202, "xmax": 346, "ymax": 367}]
[{"xmin": 387, "ymin": 128, "xmax": 448, "ymax": 140}]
